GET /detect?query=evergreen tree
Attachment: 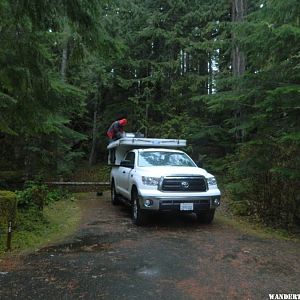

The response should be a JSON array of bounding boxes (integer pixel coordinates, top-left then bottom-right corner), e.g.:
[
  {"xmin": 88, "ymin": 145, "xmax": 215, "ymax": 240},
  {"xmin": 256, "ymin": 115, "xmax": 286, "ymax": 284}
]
[
  {"xmin": 213, "ymin": 0, "xmax": 300, "ymax": 227},
  {"xmin": 0, "ymin": 0, "xmax": 114, "ymax": 176}
]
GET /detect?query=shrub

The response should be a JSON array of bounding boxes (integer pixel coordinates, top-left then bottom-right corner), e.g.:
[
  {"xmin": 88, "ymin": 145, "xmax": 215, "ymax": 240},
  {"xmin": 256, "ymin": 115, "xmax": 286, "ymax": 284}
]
[
  {"xmin": 45, "ymin": 188, "xmax": 70, "ymax": 205},
  {"xmin": 16, "ymin": 182, "xmax": 70, "ymax": 210},
  {"xmin": 16, "ymin": 182, "xmax": 48, "ymax": 210},
  {"xmin": 226, "ymin": 141, "xmax": 300, "ymax": 229},
  {"xmin": 0, "ymin": 190, "xmax": 17, "ymax": 226}
]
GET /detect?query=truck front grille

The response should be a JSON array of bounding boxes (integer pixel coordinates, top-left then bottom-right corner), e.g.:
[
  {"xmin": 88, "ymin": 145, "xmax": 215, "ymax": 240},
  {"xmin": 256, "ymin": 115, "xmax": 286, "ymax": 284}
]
[{"xmin": 161, "ymin": 176, "xmax": 207, "ymax": 192}]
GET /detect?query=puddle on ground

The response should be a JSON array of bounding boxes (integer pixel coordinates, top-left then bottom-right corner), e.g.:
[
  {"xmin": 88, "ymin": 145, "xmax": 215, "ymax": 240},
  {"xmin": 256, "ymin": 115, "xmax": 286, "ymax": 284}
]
[
  {"xmin": 136, "ymin": 266, "xmax": 160, "ymax": 278},
  {"xmin": 87, "ymin": 220, "xmax": 111, "ymax": 226},
  {"xmin": 237, "ymin": 234, "xmax": 268, "ymax": 243}
]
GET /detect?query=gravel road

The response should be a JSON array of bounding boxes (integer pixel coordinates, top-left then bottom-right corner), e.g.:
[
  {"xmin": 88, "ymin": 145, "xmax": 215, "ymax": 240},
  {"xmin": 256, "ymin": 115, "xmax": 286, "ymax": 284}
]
[{"xmin": 0, "ymin": 192, "xmax": 299, "ymax": 300}]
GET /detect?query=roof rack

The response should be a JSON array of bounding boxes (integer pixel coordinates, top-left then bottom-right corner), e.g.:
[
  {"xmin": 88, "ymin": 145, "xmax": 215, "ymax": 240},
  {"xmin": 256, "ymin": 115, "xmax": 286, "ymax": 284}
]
[
  {"xmin": 107, "ymin": 137, "xmax": 186, "ymax": 150},
  {"xmin": 107, "ymin": 136, "xmax": 187, "ymax": 165}
]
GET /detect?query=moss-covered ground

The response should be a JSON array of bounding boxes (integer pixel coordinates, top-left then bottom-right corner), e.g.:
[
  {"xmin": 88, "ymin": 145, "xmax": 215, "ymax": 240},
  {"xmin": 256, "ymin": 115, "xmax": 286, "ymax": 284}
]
[{"xmin": 0, "ymin": 196, "xmax": 81, "ymax": 256}]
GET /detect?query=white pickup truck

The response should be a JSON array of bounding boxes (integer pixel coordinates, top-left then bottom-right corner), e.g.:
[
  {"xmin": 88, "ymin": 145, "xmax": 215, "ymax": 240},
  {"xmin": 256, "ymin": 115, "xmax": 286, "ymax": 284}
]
[{"xmin": 108, "ymin": 136, "xmax": 221, "ymax": 225}]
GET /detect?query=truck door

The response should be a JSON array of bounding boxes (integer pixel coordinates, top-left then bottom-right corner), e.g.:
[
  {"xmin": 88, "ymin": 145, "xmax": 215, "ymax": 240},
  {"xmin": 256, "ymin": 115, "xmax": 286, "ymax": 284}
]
[{"xmin": 118, "ymin": 152, "xmax": 135, "ymax": 198}]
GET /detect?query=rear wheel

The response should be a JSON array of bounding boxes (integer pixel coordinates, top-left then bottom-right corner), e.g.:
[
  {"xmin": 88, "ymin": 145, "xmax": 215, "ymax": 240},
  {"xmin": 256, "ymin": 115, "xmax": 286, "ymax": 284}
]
[
  {"xmin": 196, "ymin": 210, "xmax": 215, "ymax": 224},
  {"xmin": 111, "ymin": 182, "xmax": 120, "ymax": 205},
  {"xmin": 131, "ymin": 190, "xmax": 147, "ymax": 226}
]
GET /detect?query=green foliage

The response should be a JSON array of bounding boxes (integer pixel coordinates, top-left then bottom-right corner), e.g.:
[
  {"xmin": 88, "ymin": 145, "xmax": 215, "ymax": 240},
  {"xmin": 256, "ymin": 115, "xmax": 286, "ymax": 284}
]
[
  {"xmin": 15, "ymin": 207, "xmax": 46, "ymax": 232},
  {"xmin": 228, "ymin": 199, "xmax": 251, "ymax": 217},
  {"xmin": 0, "ymin": 180, "xmax": 75, "ymax": 253},
  {"xmin": 69, "ymin": 163, "xmax": 111, "ymax": 182},
  {"xmin": 0, "ymin": 0, "xmax": 116, "ymax": 177},
  {"xmin": 0, "ymin": 194, "xmax": 80, "ymax": 254},
  {"xmin": 45, "ymin": 188, "xmax": 71, "ymax": 205},
  {"xmin": 16, "ymin": 182, "xmax": 70, "ymax": 210},
  {"xmin": 0, "ymin": 191, "xmax": 17, "ymax": 226},
  {"xmin": 226, "ymin": 140, "xmax": 300, "ymax": 228},
  {"xmin": 0, "ymin": 171, "xmax": 24, "ymax": 189},
  {"xmin": 184, "ymin": 0, "xmax": 299, "ymax": 229},
  {"xmin": 16, "ymin": 182, "xmax": 47, "ymax": 210}
]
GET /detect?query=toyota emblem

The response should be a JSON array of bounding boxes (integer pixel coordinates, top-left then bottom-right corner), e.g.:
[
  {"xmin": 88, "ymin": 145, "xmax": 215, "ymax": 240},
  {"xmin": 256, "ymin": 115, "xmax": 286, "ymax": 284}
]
[{"xmin": 181, "ymin": 181, "xmax": 189, "ymax": 189}]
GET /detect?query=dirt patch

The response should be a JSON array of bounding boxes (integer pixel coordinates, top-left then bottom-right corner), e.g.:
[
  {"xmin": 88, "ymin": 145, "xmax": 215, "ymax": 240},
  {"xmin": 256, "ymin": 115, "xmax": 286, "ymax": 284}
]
[{"xmin": 0, "ymin": 255, "xmax": 23, "ymax": 272}]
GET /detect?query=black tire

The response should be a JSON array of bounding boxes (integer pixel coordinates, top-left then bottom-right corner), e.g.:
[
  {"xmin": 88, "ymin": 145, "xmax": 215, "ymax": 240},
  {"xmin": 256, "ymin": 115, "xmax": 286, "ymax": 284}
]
[
  {"xmin": 131, "ymin": 190, "xmax": 147, "ymax": 226},
  {"xmin": 196, "ymin": 210, "xmax": 215, "ymax": 224},
  {"xmin": 111, "ymin": 181, "xmax": 120, "ymax": 205}
]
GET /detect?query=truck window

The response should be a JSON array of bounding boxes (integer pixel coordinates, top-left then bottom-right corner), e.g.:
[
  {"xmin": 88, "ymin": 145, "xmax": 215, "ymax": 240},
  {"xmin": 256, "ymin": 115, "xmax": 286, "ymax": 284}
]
[
  {"xmin": 138, "ymin": 151, "xmax": 195, "ymax": 167},
  {"xmin": 124, "ymin": 152, "xmax": 135, "ymax": 165}
]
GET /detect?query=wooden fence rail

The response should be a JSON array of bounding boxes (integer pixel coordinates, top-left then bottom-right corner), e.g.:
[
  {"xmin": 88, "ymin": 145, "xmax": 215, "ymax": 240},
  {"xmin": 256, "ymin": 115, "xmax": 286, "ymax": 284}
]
[
  {"xmin": 46, "ymin": 181, "xmax": 110, "ymax": 186},
  {"xmin": 45, "ymin": 182, "xmax": 110, "ymax": 192}
]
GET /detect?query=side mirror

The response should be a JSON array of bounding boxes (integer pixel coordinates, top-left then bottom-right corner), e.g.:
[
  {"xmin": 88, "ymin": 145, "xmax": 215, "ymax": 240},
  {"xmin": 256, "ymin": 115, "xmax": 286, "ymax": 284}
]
[{"xmin": 120, "ymin": 160, "xmax": 134, "ymax": 168}]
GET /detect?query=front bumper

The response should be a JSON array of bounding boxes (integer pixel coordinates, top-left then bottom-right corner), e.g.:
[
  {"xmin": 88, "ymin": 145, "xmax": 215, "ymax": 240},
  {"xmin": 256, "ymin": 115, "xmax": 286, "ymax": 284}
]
[{"xmin": 138, "ymin": 194, "xmax": 221, "ymax": 212}]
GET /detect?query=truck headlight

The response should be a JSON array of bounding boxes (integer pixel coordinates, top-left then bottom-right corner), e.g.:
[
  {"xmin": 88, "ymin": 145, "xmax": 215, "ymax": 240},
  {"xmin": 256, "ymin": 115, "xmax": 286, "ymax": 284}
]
[
  {"xmin": 207, "ymin": 177, "xmax": 217, "ymax": 186},
  {"xmin": 142, "ymin": 176, "xmax": 160, "ymax": 186}
]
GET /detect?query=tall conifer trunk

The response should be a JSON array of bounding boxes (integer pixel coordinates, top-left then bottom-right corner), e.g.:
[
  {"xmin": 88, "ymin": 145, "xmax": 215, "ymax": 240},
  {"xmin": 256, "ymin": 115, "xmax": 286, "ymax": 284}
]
[
  {"xmin": 61, "ymin": 47, "xmax": 68, "ymax": 82},
  {"xmin": 89, "ymin": 81, "xmax": 101, "ymax": 166},
  {"xmin": 232, "ymin": 0, "xmax": 246, "ymax": 76},
  {"xmin": 61, "ymin": 23, "xmax": 70, "ymax": 82},
  {"xmin": 232, "ymin": 0, "xmax": 247, "ymax": 141},
  {"xmin": 208, "ymin": 54, "xmax": 213, "ymax": 95}
]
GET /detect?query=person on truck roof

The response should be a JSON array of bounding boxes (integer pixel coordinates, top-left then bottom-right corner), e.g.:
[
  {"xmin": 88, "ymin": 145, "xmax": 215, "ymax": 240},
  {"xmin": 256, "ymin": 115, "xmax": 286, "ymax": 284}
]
[{"xmin": 107, "ymin": 118, "xmax": 128, "ymax": 142}]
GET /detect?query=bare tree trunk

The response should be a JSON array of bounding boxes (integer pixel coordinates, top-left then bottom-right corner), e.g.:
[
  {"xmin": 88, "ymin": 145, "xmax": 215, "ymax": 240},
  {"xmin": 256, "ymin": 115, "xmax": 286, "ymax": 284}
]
[
  {"xmin": 232, "ymin": 0, "xmax": 246, "ymax": 76},
  {"xmin": 179, "ymin": 49, "xmax": 182, "ymax": 76},
  {"xmin": 23, "ymin": 135, "xmax": 36, "ymax": 180},
  {"xmin": 145, "ymin": 100, "xmax": 149, "ymax": 138},
  {"xmin": 61, "ymin": 23, "xmax": 70, "ymax": 82},
  {"xmin": 89, "ymin": 101, "xmax": 98, "ymax": 166},
  {"xmin": 208, "ymin": 54, "xmax": 213, "ymax": 95},
  {"xmin": 89, "ymin": 84, "xmax": 101, "ymax": 166},
  {"xmin": 232, "ymin": 0, "xmax": 247, "ymax": 141},
  {"xmin": 61, "ymin": 47, "xmax": 68, "ymax": 82},
  {"xmin": 56, "ymin": 23, "xmax": 71, "ymax": 175}
]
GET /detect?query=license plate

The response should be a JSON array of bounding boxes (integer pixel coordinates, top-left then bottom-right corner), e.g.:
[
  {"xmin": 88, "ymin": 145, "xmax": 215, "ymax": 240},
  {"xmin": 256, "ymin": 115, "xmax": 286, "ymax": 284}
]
[{"xmin": 180, "ymin": 203, "xmax": 193, "ymax": 211}]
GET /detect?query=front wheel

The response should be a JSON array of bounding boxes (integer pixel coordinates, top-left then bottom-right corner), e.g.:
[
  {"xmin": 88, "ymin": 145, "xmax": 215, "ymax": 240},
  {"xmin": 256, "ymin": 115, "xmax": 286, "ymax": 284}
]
[
  {"xmin": 196, "ymin": 210, "xmax": 215, "ymax": 224},
  {"xmin": 131, "ymin": 190, "xmax": 147, "ymax": 226},
  {"xmin": 111, "ymin": 182, "xmax": 120, "ymax": 205}
]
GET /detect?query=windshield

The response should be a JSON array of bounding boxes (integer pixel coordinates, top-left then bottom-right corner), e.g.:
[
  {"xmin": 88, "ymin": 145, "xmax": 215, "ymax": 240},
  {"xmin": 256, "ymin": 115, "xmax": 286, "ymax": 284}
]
[{"xmin": 138, "ymin": 151, "xmax": 196, "ymax": 167}]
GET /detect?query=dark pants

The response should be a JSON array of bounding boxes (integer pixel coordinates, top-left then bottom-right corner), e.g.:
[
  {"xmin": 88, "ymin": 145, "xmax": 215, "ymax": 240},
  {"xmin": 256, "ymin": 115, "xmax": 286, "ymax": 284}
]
[{"xmin": 108, "ymin": 132, "xmax": 124, "ymax": 144}]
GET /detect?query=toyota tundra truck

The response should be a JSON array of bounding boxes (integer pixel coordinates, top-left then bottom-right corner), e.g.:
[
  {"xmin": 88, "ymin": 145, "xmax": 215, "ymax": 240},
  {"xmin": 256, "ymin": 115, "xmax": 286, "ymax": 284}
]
[{"xmin": 108, "ymin": 136, "xmax": 221, "ymax": 225}]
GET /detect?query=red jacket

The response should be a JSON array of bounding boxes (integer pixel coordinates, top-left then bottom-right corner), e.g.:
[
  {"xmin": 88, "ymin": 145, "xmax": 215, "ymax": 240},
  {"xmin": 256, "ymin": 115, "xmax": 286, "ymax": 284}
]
[{"xmin": 107, "ymin": 119, "xmax": 128, "ymax": 139}]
